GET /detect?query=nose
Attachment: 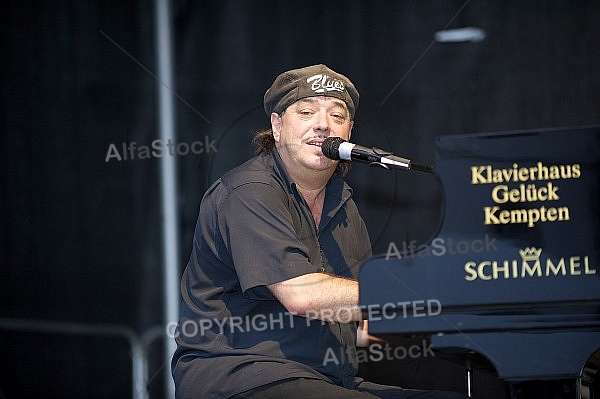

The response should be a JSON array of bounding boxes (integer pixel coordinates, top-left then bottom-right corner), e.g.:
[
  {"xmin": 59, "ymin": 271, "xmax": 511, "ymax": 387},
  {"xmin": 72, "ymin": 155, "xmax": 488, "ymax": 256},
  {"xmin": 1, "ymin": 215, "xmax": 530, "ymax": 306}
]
[{"xmin": 313, "ymin": 110, "xmax": 331, "ymax": 134}]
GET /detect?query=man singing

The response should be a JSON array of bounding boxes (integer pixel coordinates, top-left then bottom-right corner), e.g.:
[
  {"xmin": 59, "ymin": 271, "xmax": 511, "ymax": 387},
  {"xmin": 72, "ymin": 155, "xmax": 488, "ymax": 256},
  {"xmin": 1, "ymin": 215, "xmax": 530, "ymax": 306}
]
[{"xmin": 172, "ymin": 64, "xmax": 466, "ymax": 399}]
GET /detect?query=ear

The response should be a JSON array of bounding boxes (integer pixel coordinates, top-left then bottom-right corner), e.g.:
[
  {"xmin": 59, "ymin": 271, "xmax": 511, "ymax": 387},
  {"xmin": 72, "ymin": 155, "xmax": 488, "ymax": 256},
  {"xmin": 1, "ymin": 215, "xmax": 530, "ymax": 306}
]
[{"xmin": 271, "ymin": 112, "xmax": 282, "ymax": 142}]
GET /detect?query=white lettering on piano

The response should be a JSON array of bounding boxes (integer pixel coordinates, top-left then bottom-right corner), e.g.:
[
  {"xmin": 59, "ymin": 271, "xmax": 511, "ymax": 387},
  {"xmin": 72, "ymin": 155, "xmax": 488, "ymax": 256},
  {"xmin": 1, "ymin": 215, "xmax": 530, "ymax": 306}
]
[{"xmin": 464, "ymin": 247, "xmax": 596, "ymax": 281}]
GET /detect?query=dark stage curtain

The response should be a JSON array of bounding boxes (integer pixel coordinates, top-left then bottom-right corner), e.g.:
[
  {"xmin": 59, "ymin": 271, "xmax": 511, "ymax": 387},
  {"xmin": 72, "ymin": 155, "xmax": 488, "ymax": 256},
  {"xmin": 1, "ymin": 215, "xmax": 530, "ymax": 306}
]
[{"xmin": 2, "ymin": 1, "xmax": 599, "ymax": 398}]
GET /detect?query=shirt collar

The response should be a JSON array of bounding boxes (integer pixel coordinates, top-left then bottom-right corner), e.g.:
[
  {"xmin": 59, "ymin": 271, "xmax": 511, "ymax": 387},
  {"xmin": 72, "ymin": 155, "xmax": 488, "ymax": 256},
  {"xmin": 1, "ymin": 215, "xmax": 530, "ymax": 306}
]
[{"xmin": 269, "ymin": 148, "xmax": 353, "ymax": 230}]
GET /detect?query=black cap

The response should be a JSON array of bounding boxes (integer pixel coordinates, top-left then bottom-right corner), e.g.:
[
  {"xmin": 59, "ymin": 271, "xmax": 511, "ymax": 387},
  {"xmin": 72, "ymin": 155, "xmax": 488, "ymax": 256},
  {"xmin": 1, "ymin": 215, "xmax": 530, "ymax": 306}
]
[{"xmin": 264, "ymin": 64, "xmax": 359, "ymax": 118}]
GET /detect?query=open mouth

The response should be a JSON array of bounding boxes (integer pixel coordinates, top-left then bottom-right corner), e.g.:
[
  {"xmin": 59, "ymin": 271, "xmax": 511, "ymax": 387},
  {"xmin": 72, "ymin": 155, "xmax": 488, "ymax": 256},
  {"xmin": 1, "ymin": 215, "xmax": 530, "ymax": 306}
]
[{"xmin": 306, "ymin": 138, "xmax": 325, "ymax": 147}]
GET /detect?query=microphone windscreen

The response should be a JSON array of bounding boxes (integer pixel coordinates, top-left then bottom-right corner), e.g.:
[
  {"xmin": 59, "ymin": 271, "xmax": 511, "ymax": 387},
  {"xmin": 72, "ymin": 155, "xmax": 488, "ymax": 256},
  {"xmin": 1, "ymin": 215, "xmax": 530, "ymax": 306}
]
[{"xmin": 321, "ymin": 137, "xmax": 346, "ymax": 160}]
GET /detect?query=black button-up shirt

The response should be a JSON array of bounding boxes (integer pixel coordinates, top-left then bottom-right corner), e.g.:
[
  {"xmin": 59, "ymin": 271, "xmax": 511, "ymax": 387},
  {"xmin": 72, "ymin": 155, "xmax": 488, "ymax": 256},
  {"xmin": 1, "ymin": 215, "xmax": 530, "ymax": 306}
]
[{"xmin": 172, "ymin": 149, "xmax": 372, "ymax": 398}]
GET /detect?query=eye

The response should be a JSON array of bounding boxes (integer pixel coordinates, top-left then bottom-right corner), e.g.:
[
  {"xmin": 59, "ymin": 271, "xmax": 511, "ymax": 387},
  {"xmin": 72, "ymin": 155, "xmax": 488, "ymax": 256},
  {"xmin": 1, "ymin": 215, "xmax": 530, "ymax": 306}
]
[
  {"xmin": 298, "ymin": 109, "xmax": 315, "ymax": 117},
  {"xmin": 331, "ymin": 113, "xmax": 347, "ymax": 122}
]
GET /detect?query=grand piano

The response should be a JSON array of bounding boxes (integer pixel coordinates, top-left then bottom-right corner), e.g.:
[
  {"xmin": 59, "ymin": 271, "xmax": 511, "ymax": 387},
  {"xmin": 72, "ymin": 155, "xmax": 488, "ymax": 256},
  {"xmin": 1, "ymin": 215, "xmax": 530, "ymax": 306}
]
[{"xmin": 358, "ymin": 126, "xmax": 600, "ymax": 398}]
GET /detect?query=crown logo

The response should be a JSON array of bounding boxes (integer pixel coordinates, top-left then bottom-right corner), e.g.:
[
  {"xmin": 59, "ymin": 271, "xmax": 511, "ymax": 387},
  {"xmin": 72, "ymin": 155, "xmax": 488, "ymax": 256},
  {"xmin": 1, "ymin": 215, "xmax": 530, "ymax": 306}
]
[{"xmin": 519, "ymin": 247, "xmax": 542, "ymax": 261}]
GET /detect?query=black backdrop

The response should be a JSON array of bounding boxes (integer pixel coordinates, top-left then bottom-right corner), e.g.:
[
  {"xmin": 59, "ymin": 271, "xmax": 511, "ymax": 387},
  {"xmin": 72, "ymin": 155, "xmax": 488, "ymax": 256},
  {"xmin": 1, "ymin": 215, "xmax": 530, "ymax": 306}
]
[{"xmin": 2, "ymin": 1, "xmax": 599, "ymax": 398}]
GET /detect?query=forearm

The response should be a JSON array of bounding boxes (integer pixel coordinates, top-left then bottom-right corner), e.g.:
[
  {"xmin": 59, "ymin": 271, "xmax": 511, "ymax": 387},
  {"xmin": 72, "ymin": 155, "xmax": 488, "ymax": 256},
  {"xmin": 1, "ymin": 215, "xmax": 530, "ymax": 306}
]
[{"xmin": 268, "ymin": 272, "xmax": 362, "ymax": 323}]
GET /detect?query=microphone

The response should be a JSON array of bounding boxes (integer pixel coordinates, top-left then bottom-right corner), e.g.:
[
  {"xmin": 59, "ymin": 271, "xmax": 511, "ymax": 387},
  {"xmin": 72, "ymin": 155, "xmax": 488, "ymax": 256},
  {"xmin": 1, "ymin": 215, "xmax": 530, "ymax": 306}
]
[{"xmin": 321, "ymin": 137, "xmax": 433, "ymax": 173}]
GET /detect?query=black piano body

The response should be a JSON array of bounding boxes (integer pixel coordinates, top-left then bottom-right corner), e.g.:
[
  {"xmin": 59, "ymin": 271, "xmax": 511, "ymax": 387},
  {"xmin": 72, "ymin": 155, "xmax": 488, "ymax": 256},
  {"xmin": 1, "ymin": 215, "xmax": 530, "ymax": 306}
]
[{"xmin": 359, "ymin": 126, "xmax": 600, "ymax": 398}]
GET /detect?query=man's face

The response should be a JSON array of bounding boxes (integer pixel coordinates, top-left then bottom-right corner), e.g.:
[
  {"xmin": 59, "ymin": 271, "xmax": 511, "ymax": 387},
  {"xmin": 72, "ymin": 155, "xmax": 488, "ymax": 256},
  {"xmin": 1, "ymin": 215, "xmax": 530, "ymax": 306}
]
[{"xmin": 271, "ymin": 96, "xmax": 353, "ymax": 176}]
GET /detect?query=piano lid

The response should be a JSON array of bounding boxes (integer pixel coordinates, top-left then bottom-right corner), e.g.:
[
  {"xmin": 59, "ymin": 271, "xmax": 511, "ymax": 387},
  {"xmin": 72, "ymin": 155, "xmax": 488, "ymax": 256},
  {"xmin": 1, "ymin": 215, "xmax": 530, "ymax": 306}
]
[
  {"xmin": 359, "ymin": 126, "xmax": 600, "ymax": 382},
  {"xmin": 360, "ymin": 126, "xmax": 600, "ymax": 320}
]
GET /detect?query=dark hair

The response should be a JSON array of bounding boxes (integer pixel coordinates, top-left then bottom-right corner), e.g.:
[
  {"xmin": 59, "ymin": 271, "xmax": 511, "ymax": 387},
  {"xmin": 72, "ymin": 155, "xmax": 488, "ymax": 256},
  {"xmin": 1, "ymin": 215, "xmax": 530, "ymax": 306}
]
[{"xmin": 252, "ymin": 129, "xmax": 351, "ymax": 177}]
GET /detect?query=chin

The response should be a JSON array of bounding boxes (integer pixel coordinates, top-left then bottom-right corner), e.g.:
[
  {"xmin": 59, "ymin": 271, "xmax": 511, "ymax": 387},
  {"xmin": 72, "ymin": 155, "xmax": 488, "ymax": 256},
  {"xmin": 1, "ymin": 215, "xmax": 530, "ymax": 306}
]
[{"xmin": 308, "ymin": 158, "xmax": 336, "ymax": 172}]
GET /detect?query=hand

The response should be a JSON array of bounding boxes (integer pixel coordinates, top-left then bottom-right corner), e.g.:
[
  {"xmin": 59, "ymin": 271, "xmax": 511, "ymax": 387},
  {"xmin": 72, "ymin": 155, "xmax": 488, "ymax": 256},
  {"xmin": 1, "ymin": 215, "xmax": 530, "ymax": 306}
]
[{"xmin": 356, "ymin": 320, "xmax": 387, "ymax": 347}]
